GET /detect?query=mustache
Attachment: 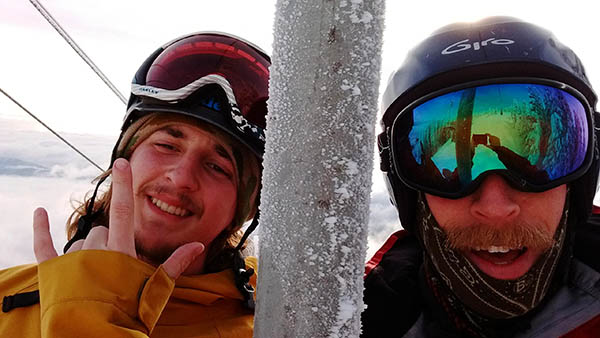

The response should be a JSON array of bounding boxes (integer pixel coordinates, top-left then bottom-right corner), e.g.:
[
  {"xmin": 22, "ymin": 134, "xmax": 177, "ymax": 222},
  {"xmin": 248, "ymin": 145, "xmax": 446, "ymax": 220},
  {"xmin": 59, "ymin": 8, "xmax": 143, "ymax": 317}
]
[
  {"xmin": 140, "ymin": 183, "xmax": 202, "ymax": 215},
  {"xmin": 443, "ymin": 221, "xmax": 555, "ymax": 251}
]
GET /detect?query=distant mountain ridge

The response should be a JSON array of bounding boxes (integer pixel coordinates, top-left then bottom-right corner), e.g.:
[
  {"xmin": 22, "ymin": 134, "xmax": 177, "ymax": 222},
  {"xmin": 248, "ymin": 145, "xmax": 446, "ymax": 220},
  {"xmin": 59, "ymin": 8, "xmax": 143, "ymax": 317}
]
[
  {"xmin": 0, "ymin": 157, "xmax": 50, "ymax": 177},
  {"xmin": 0, "ymin": 119, "xmax": 115, "ymax": 179}
]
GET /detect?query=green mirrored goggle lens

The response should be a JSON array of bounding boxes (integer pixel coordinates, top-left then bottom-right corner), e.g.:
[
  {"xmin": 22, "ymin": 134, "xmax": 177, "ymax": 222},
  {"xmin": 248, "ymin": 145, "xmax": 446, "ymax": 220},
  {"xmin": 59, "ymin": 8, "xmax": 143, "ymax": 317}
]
[{"xmin": 393, "ymin": 83, "xmax": 590, "ymax": 196}]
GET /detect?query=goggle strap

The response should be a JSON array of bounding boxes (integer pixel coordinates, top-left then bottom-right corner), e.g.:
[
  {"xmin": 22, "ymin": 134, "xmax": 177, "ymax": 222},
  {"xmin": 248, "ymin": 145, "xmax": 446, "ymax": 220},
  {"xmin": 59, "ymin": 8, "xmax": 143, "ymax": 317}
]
[
  {"xmin": 378, "ymin": 130, "xmax": 392, "ymax": 172},
  {"xmin": 230, "ymin": 105, "xmax": 266, "ymax": 142},
  {"xmin": 235, "ymin": 210, "xmax": 260, "ymax": 252},
  {"xmin": 62, "ymin": 174, "xmax": 108, "ymax": 253},
  {"xmin": 232, "ymin": 249, "xmax": 255, "ymax": 310}
]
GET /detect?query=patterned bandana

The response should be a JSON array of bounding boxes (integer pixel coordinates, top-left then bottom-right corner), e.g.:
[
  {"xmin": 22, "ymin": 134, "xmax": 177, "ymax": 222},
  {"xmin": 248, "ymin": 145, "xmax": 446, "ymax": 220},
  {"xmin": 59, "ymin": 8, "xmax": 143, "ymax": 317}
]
[{"xmin": 417, "ymin": 192, "xmax": 569, "ymax": 320}]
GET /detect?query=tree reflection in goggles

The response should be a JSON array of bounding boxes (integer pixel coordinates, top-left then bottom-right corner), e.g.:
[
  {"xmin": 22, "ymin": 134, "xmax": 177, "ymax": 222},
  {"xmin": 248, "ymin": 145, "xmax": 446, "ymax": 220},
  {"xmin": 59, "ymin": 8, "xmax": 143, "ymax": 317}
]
[{"xmin": 392, "ymin": 83, "xmax": 591, "ymax": 197}]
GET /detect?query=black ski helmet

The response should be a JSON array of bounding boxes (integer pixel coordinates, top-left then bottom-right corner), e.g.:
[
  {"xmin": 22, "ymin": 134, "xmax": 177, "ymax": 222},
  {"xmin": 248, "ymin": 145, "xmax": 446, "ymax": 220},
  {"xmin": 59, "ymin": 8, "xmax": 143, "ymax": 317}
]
[
  {"xmin": 116, "ymin": 31, "xmax": 271, "ymax": 161},
  {"xmin": 379, "ymin": 17, "xmax": 599, "ymax": 232}
]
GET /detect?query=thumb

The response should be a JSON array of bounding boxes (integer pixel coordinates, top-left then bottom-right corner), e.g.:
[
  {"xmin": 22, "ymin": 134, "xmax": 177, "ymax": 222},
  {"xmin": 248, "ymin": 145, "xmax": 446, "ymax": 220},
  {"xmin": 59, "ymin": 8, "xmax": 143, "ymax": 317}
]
[{"xmin": 162, "ymin": 242, "xmax": 205, "ymax": 279}]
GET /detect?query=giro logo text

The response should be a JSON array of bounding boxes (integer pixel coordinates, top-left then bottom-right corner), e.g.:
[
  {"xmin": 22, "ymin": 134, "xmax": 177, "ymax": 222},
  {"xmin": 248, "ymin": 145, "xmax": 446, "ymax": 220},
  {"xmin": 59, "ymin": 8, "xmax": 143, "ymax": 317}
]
[{"xmin": 441, "ymin": 38, "xmax": 515, "ymax": 55}]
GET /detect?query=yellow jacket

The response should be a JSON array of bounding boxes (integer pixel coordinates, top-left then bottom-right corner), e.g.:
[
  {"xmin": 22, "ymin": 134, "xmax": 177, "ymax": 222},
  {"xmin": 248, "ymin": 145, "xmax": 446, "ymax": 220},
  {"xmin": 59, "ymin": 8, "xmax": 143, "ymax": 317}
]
[{"xmin": 0, "ymin": 250, "xmax": 256, "ymax": 337}]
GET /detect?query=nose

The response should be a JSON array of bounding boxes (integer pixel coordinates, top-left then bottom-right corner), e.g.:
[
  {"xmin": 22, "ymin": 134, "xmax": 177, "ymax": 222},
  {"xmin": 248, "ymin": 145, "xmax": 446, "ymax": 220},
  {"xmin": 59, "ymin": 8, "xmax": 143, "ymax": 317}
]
[
  {"xmin": 165, "ymin": 156, "xmax": 200, "ymax": 191},
  {"xmin": 470, "ymin": 174, "xmax": 520, "ymax": 222}
]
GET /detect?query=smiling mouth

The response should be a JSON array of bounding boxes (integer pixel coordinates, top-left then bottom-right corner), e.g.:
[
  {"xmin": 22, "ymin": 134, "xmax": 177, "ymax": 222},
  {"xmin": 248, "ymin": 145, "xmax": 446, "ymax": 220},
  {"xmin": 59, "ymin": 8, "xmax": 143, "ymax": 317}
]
[
  {"xmin": 151, "ymin": 197, "xmax": 191, "ymax": 217},
  {"xmin": 471, "ymin": 246, "xmax": 527, "ymax": 265}
]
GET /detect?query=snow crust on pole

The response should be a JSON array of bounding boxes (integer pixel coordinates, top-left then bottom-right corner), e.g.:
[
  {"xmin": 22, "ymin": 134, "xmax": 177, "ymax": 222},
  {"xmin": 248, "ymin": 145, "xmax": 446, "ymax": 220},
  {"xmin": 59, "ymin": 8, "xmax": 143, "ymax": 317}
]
[{"xmin": 255, "ymin": 0, "xmax": 385, "ymax": 337}]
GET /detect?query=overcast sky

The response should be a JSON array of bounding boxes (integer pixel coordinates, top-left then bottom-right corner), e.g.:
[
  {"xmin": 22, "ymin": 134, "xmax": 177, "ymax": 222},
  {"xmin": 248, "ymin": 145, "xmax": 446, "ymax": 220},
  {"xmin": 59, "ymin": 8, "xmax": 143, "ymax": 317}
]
[{"xmin": 0, "ymin": 0, "xmax": 598, "ymax": 268}]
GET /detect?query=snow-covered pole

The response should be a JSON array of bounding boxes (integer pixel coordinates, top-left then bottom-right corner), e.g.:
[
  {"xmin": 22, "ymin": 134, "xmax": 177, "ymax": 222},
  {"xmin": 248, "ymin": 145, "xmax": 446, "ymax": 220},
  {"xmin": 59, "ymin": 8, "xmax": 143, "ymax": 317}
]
[{"xmin": 255, "ymin": 1, "xmax": 385, "ymax": 337}]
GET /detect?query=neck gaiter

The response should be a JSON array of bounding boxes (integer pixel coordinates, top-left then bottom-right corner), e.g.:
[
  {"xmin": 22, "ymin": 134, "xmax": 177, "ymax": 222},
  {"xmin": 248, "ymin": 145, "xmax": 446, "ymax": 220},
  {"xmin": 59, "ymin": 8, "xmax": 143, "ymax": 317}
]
[{"xmin": 417, "ymin": 193, "xmax": 569, "ymax": 320}]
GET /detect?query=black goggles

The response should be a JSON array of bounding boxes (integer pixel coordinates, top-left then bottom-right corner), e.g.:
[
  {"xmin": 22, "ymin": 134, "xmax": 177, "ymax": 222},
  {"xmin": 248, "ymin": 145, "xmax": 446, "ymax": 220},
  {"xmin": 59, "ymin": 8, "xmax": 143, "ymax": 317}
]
[{"xmin": 389, "ymin": 79, "xmax": 594, "ymax": 198}]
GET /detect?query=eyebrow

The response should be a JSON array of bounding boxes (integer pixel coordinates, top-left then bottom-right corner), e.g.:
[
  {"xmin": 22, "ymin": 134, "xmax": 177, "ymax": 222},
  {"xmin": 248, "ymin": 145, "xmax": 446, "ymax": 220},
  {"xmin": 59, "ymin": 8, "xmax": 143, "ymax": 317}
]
[
  {"xmin": 160, "ymin": 126, "xmax": 234, "ymax": 164},
  {"xmin": 164, "ymin": 127, "xmax": 185, "ymax": 139}
]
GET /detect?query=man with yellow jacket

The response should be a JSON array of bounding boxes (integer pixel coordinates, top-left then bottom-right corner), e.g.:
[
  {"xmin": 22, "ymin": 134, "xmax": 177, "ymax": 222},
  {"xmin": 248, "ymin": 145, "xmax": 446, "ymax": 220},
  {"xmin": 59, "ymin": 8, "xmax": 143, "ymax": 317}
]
[{"xmin": 0, "ymin": 32, "xmax": 270, "ymax": 337}]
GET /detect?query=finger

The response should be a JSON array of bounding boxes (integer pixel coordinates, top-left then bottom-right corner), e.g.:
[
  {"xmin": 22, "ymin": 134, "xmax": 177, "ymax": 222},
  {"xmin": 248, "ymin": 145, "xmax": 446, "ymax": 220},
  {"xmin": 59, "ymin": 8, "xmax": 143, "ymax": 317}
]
[
  {"xmin": 81, "ymin": 226, "xmax": 109, "ymax": 250},
  {"xmin": 33, "ymin": 208, "xmax": 58, "ymax": 263},
  {"xmin": 162, "ymin": 242, "xmax": 205, "ymax": 279},
  {"xmin": 107, "ymin": 158, "xmax": 136, "ymax": 257},
  {"xmin": 66, "ymin": 239, "xmax": 85, "ymax": 254}
]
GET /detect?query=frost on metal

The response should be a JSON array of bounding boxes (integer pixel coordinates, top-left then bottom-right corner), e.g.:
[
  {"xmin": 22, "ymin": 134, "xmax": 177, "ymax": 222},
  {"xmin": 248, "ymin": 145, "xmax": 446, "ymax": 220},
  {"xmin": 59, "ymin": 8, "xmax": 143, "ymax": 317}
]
[{"xmin": 254, "ymin": 0, "xmax": 385, "ymax": 337}]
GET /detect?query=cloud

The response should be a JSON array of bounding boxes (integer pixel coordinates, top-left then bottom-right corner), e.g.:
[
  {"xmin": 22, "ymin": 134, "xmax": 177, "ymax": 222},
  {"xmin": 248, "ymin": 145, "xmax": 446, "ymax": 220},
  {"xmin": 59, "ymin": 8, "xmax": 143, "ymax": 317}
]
[
  {"xmin": 0, "ymin": 118, "xmax": 114, "ymax": 177},
  {"xmin": 0, "ymin": 175, "xmax": 95, "ymax": 268},
  {"xmin": 367, "ymin": 174, "xmax": 403, "ymax": 259},
  {"xmin": 0, "ymin": 119, "xmax": 114, "ymax": 268}
]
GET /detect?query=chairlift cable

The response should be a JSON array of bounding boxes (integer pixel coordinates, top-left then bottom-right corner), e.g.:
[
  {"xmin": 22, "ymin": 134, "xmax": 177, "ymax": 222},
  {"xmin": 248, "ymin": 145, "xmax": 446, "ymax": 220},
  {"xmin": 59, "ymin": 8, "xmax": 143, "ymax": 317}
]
[
  {"xmin": 0, "ymin": 87, "xmax": 104, "ymax": 172},
  {"xmin": 29, "ymin": 0, "xmax": 127, "ymax": 105}
]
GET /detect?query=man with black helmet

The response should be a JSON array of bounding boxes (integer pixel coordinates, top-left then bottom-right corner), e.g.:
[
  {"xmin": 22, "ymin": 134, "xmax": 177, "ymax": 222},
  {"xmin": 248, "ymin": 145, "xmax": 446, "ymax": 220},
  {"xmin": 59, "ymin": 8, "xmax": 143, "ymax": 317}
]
[
  {"xmin": 362, "ymin": 17, "xmax": 600, "ymax": 337},
  {"xmin": 0, "ymin": 32, "xmax": 269, "ymax": 337}
]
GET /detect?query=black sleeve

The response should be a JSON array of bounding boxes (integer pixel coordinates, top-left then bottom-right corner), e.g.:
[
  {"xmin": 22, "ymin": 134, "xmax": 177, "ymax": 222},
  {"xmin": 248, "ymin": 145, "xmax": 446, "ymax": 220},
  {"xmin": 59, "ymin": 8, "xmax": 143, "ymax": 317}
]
[
  {"xmin": 361, "ymin": 234, "xmax": 423, "ymax": 338},
  {"xmin": 573, "ymin": 212, "xmax": 600, "ymax": 272}
]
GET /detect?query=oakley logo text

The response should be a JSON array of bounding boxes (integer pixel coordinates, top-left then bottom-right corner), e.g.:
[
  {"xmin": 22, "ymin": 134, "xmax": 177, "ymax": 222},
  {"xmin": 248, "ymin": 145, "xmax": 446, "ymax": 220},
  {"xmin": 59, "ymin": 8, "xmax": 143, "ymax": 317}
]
[
  {"xmin": 441, "ymin": 38, "xmax": 515, "ymax": 55},
  {"xmin": 138, "ymin": 86, "xmax": 160, "ymax": 94}
]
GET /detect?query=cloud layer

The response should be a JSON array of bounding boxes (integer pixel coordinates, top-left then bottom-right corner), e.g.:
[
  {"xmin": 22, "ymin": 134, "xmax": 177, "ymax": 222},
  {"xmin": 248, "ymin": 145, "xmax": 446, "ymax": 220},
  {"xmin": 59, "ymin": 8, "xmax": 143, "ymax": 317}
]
[{"xmin": 0, "ymin": 119, "xmax": 116, "ymax": 268}]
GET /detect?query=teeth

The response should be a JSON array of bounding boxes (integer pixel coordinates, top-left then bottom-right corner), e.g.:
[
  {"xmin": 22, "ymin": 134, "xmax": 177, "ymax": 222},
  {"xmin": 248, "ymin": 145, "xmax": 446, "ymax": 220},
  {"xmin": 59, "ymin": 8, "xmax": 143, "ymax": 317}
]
[
  {"xmin": 487, "ymin": 246, "xmax": 510, "ymax": 253},
  {"xmin": 151, "ymin": 198, "xmax": 189, "ymax": 217},
  {"xmin": 473, "ymin": 246, "xmax": 520, "ymax": 253}
]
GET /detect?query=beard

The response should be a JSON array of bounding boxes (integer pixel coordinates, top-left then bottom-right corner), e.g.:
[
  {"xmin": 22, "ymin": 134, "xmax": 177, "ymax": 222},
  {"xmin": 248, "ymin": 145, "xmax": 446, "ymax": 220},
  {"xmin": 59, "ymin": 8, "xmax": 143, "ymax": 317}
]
[
  {"xmin": 416, "ymin": 192, "xmax": 570, "ymax": 321},
  {"xmin": 135, "ymin": 236, "xmax": 181, "ymax": 266},
  {"xmin": 443, "ymin": 220, "xmax": 555, "ymax": 252},
  {"xmin": 132, "ymin": 182, "xmax": 203, "ymax": 266}
]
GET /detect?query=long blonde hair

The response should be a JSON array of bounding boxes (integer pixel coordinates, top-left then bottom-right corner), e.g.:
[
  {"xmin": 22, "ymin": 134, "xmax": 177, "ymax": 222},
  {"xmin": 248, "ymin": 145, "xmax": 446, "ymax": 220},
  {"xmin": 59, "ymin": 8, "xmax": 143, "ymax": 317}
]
[{"xmin": 66, "ymin": 112, "xmax": 261, "ymax": 272}]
